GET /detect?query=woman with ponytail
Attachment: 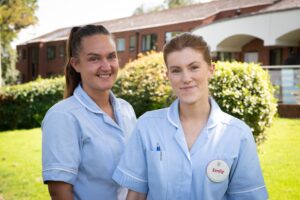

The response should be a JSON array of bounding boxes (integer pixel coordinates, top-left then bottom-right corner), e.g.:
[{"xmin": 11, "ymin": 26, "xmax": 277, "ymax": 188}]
[{"xmin": 42, "ymin": 24, "xmax": 136, "ymax": 200}]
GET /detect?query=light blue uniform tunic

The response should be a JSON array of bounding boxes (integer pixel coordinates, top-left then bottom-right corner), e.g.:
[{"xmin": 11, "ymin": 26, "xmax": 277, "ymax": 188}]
[
  {"xmin": 42, "ymin": 84, "xmax": 136, "ymax": 200},
  {"xmin": 113, "ymin": 98, "xmax": 268, "ymax": 200}
]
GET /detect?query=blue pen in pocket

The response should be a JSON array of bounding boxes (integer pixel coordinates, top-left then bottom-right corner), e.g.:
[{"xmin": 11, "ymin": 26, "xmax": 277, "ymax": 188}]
[{"xmin": 156, "ymin": 143, "xmax": 162, "ymax": 161}]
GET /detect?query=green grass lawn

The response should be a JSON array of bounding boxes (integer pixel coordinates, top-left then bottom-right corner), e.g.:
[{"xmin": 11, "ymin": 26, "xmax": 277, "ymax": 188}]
[
  {"xmin": 259, "ymin": 118, "xmax": 300, "ymax": 200},
  {"xmin": 0, "ymin": 128, "xmax": 48, "ymax": 200},
  {"xmin": 0, "ymin": 118, "xmax": 299, "ymax": 199}
]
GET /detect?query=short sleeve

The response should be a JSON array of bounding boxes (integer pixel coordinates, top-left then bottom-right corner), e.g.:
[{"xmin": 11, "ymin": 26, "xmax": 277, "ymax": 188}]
[
  {"xmin": 112, "ymin": 124, "xmax": 148, "ymax": 193},
  {"xmin": 227, "ymin": 127, "xmax": 268, "ymax": 200},
  {"xmin": 42, "ymin": 111, "xmax": 81, "ymax": 185}
]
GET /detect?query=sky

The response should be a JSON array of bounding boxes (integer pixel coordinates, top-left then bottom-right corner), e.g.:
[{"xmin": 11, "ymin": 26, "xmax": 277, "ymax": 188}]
[{"xmin": 12, "ymin": 0, "xmax": 211, "ymax": 48}]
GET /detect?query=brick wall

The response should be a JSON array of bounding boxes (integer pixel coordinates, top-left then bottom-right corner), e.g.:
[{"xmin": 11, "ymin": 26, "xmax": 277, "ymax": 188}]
[{"xmin": 278, "ymin": 104, "xmax": 300, "ymax": 118}]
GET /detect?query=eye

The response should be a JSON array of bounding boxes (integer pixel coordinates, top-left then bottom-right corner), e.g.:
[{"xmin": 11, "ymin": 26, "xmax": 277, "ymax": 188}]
[
  {"xmin": 108, "ymin": 53, "xmax": 117, "ymax": 60},
  {"xmin": 190, "ymin": 65, "xmax": 200, "ymax": 71},
  {"xmin": 88, "ymin": 57, "xmax": 99, "ymax": 62},
  {"xmin": 170, "ymin": 68, "xmax": 181, "ymax": 74}
]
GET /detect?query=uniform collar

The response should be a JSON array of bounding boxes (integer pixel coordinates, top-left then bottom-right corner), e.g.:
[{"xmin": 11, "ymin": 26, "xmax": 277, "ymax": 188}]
[
  {"xmin": 206, "ymin": 97, "xmax": 223, "ymax": 129},
  {"xmin": 73, "ymin": 84, "xmax": 119, "ymax": 114},
  {"xmin": 167, "ymin": 97, "xmax": 222, "ymax": 130}
]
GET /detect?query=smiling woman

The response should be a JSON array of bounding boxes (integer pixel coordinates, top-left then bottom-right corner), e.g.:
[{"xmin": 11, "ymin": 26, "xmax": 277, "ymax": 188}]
[
  {"xmin": 69, "ymin": 33, "xmax": 119, "ymax": 107},
  {"xmin": 41, "ymin": 24, "xmax": 137, "ymax": 200},
  {"xmin": 113, "ymin": 33, "xmax": 268, "ymax": 200}
]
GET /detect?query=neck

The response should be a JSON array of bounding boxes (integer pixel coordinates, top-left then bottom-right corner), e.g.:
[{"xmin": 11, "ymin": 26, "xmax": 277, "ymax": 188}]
[
  {"xmin": 82, "ymin": 85, "xmax": 111, "ymax": 109},
  {"xmin": 179, "ymin": 97, "xmax": 211, "ymax": 123},
  {"xmin": 90, "ymin": 91, "xmax": 111, "ymax": 109}
]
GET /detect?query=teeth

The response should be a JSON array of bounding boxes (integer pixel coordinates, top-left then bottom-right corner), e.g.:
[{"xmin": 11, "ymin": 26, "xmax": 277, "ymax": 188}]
[{"xmin": 97, "ymin": 74, "xmax": 111, "ymax": 78}]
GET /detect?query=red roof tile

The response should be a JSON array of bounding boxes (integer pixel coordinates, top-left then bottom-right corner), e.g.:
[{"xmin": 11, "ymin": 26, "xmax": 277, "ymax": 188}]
[{"xmin": 22, "ymin": 0, "xmax": 277, "ymax": 44}]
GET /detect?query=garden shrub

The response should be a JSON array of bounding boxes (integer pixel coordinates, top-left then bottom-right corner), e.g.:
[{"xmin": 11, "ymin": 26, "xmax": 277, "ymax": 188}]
[
  {"xmin": 0, "ymin": 77, "xmax": 64, "ymax": 131},
  {"xmin": 0, "ymin": 53, "xmax": 277, "ymax": 143},
  {"xmin": 113, "ymin": 52, "xmax": 173, "ymax": 117},
  {"xmin": 114, "ymin": 52, "xmax": 277, "ymax": 143},
  {"xmin": 209, "ymin": 61, "xmax": 277, "ymax": 144}
]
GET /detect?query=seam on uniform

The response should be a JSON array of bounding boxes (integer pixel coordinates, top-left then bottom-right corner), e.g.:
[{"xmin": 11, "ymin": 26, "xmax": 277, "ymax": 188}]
[
  {"xmin": 117, "ymin": 167, "xmax": 148, "ymax": 183},
  {"xmin": 228, "ymin": 185, "xmax": 266, "ymax": 194},
  {"xmin": 43, "ymin": 167, "xmax": 77, "ymax": 175}
]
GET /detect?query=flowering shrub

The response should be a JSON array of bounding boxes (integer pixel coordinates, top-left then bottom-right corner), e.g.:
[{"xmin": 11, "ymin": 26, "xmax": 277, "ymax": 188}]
[
  {"xmin": 209, "ymin": 61, "xmax": 277, "ymax": 143},
  {"xmin": 0, "ymin": 53, "xmax": 277, "ymax": 143},
  {"xmin": 114, "ymin": 53, "xmax": 277, "ymax": 143},
  {"xmin": 113, "ymin": 52, "xmax": 173, "ymax": 117}
]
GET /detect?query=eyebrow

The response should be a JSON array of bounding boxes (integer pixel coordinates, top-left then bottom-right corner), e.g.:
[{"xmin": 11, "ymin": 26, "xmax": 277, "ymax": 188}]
[
  {"xmin": 168, "ymin": 61, "xmax": 200, "ymax": 69},
  {"xmin": 86, "ymin": 53, "xmax": 100, "ymax": 56},
  {"xmin": 86, "ymin": 51, "xmax": 116, "ymax": 57}
]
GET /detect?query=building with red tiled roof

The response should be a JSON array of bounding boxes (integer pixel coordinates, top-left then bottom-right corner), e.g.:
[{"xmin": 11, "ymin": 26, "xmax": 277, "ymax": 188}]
[
  {"xmin": 16, "ymin": 0, "xmax": 279, "ymax": 82},
  {"xmin": 16, "ymin": 0, "xmax": 300, "ymax": 116},
  {"xmin": 16, "ymin": 0, "xmax": 299, "ymax": 86}
]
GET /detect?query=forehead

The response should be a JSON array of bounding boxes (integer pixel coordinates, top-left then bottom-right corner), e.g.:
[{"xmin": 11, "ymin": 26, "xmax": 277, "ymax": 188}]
[
  {"xmin": 80, "ymin": 34, "xmax": 116, "ymax": 55},
  {"xmin": 166, "ymin": 47, "xmax": 204, "ymax": 66}
]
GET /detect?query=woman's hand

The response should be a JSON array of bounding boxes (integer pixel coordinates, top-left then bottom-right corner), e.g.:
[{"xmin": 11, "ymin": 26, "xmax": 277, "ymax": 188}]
[
  {"xmin": 47, "ymin": 181, "xmax": 74, "ymax": 200},
  {"xmin": 126, "ymin": 189, "xmax": 146, "ymax": 200}
]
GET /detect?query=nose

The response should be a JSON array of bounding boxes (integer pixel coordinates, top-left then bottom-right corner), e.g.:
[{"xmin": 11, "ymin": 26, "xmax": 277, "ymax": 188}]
[
  {"xmin": 100, "ymin": 58, "xmax": 110, "ymax": 70},
  {"xmin": 181, "ymin": 70, "xmax": 192, "ymax": 84}
]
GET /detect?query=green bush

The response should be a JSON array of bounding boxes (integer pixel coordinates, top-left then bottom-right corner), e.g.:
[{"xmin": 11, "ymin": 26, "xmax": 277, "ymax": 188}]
[
  {"xmin": 0, "ymin": 53, "xmax": 277, "ymax": 143},
  {"xmin": 0, "ymin": 77, "xmax": 64, "ymax": 131},
  {"xmin": 209, "ymin": 61, "xmax": 277, "ymax": 143},
  {"xmin": 114, "ymin": 52, "xmax": 277, "ymax": 143},
  {"xmin": 113, "ymin": 52, "xmax": 173, "ymax": 117}
]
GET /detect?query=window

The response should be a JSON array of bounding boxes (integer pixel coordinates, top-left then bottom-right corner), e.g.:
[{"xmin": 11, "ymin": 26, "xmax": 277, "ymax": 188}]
[
  {"xmin": 165, "ymin": 31, "xmax": 182, "ymax": 43},
  {"xmin": 142, "ymin": 34, "xmax": 157, "ymax": 51},
  {"xmin": 129, "ymin": 36, "xmax": 136, "ymax": 51},
  {"xmin": 17, "ymin": 49, "xmax": 21, "ymax": 61},
  {"xmin": 117, "ymin": 38, "xmax": 125, "ymax": 52},
  {"xmin": 270, "ymin": 48, "xmax": 282, "ymax": 65},
  {"xmin": 59, "ymin": 45, "xmax": 65, "ymax": 57},
  {"xmin": 47, "ymin": 46, "xmax": 56, "ymax": 60},
  {"xmin": 22, "ymin": 49, "xmax": 26, "ymax": 60},
  {"xmin": 30, "ymin": 47, "xmax": 38, "ymax": 78},
  {"xmin": 217, "ymin": 52, "xmax": 234, "ymax": 61},
  {"xmin": 244, "ymin": 52, "xmax": 258, "ymax": 63}
]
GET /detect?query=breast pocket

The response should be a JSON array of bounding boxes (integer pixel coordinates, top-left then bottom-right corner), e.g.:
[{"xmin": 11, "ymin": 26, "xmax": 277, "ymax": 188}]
[{"xmin": 146, "ymin": 150, "xmax": 167, "ymax": 200}]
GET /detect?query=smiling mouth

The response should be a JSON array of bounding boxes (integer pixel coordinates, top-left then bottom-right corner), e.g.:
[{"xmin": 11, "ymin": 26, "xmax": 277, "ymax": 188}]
[
  {"xmin": 180, "ymin": 86, "xmax": 196, "ymax": 90},
  {"xmin": 96, "ymin": 73, "xmax": 111, "ymax": 78}
]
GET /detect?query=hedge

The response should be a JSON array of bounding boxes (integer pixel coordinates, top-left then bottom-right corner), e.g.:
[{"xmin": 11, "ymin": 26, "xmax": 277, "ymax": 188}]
[
  {"xmin": 0, "ymin": 77, "xmax": 64, "ymax": 130},
  {"xmin": 0, "ymin": 52, "xmax": 277, "ymax": 144}
]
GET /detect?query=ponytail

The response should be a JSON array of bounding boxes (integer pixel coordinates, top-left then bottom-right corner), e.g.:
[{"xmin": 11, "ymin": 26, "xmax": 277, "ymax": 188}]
[{"xmin": 63, "ymin": 25, "xmax": 111, "ymax": 98}]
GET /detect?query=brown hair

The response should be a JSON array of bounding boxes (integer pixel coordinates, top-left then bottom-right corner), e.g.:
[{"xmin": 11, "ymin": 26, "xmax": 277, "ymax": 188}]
[
  {"xmin": 163, "ymin": 32, "xmax": 211, "ymax": 66},
  {"xmin": 64, "ymin": 24, "xmax": 111, "ymax": 98}
]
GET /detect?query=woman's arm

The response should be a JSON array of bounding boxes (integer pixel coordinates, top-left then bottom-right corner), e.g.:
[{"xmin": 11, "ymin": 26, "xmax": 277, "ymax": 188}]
[
  {"xmin": 126, "ymin": 189, "xmax": 146, "ymax": 200},
  {"xmin": 47, "ymin": 181, "xmax": 74, "ymax": 200}
]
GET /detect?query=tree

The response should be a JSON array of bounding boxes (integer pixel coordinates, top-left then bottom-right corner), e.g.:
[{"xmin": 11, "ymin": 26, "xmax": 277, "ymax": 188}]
[
  {"xmin": 164, "ymin": 0, "xmax": 193, "ymax": 8},
  {"xmin": 133, "ymin": 3, "xmax": 164, "ymax": 15},
  {"xmin": 0, "ymin": 0, "xmax": 38, "ymax": 85},
  {"xmin": 132, "ymin": 0, "xmax": 194, "ymax": 15}
]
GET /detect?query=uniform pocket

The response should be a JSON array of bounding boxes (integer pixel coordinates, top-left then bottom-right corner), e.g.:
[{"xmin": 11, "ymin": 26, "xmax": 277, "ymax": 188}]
[{"xmin": 146, "ymin": 150, "xmax": 167, "ymax": 200}]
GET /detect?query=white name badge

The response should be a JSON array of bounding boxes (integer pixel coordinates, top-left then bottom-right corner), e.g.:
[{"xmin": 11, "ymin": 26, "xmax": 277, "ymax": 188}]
[{"xmin": 206, "ymin": 159, "xmax": 230, "ymax": 182}]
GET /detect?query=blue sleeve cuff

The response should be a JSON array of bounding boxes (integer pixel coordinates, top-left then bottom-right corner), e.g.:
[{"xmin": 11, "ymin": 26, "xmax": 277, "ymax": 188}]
[
  {"xmin": 113, "ymin": 167, "xmax": 148, "ymax": 194},
  {"xmin": 43, "ymin": 167, "xmax": 77, "ymax": 185},
  {"xmin": 227, "ymin": 185, "xmax": 268, "ymax": 200}
]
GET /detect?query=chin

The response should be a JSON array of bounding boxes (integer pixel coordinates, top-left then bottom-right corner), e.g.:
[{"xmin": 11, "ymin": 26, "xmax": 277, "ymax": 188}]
[
  {"xmin": 178, "ymin": 93, "xmax": 205, "ymax": 105},
  {"xmin": 179, "ymin": 97, "xmax": 198, "ymax": 105},
  {"xmin": 94, "ymin": 83, "xmax": 113, "ymax": 92}
]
